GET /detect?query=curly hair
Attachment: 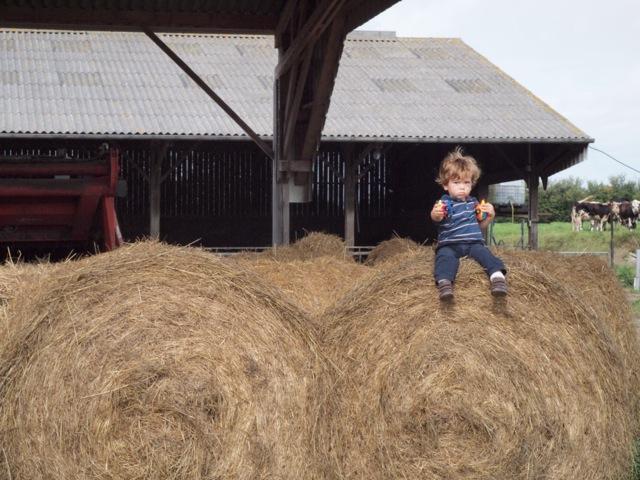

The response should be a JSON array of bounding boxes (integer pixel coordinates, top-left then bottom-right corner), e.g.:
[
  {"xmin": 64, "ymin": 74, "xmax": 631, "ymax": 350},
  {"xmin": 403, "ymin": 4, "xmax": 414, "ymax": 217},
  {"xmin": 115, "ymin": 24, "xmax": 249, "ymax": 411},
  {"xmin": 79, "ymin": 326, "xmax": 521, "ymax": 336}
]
[{"xmin": 435, "ymin": 146, "xmax": 481, "ymax": 185}]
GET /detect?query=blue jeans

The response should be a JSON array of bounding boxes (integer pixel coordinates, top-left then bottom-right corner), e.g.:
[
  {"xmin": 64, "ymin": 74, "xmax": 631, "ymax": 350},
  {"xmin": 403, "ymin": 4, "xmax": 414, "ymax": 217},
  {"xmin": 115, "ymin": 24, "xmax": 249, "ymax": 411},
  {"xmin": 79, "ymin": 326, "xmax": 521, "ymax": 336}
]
[{"xmin": 434, "ymin": 242, "xmax": 506, "ymax": 283}]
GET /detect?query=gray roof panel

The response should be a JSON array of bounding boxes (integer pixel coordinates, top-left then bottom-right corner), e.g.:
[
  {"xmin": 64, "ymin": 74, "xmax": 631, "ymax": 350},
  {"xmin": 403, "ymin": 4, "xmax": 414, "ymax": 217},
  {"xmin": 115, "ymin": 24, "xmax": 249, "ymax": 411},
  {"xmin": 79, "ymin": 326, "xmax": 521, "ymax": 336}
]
[{"xmin": 0, "ymin": 30, "xmax": 591, "ymax": 142}]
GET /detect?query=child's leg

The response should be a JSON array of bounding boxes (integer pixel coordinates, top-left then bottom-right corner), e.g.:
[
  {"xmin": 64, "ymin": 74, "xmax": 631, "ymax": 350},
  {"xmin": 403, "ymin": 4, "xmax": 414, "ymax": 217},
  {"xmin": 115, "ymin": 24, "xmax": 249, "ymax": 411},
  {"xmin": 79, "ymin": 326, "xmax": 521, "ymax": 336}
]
[
  {"xmin": 434, "ymin": 245, "xmax": 461, "ymax": 282},
  {"xmin": 467, "ymin": 243, "xmax": 506, "ymax": 277}
]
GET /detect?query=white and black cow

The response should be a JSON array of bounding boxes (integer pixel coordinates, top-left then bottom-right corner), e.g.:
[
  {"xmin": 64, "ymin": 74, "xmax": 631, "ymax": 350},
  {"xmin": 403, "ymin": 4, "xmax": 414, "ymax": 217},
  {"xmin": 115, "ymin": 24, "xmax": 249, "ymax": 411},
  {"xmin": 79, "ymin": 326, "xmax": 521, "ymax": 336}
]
[
  {"xmin": 610, "ymin": 199, "xmax": 640, "ymax": 229},
  {"xmin": 571, "ymin": 201, "xmax": 611, "ymax": 232}
]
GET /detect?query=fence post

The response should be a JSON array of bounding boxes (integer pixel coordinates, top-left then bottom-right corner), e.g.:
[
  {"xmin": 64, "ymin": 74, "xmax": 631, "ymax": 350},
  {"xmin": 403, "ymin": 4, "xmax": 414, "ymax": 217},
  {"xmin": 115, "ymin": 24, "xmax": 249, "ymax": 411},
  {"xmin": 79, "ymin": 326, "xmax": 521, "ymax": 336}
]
[
  {"xmin": 609, "ymin": 218, "xmax": 614, "ymax": 268},
  {"xmin": 635, "ymin": 249, "xmax": 640, "ymax": 291}
]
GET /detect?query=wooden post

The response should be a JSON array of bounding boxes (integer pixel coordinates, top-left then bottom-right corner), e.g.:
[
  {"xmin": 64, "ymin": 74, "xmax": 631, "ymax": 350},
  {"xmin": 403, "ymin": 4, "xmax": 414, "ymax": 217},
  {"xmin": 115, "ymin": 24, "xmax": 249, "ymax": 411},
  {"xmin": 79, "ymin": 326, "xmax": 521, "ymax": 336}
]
[
  {"xmin": 610, "ymin": 218, "xmax": 615, "ymax": 268},
  {"xmin": 272, "ymin": 48, "xmax": 290, "ymax": 245},
  {"xmin": 343, "ymin": 145, "xmax": 356, "ymax": 247},
  {"xmin": 149, "ymin": 151, "xmax": 162, "ymax": 240},
  {"xmin": 527, "ymin": 144, "xmax": 539, "ymax": 249}
]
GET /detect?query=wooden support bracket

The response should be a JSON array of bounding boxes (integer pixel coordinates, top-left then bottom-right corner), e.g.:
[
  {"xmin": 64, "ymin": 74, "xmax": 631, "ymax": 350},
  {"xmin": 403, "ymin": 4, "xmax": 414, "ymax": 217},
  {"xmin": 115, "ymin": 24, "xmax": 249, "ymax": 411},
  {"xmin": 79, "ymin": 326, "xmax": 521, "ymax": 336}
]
[{"xmin": 275, "ymin": 0, "xmax": 347, "ymax": 78}]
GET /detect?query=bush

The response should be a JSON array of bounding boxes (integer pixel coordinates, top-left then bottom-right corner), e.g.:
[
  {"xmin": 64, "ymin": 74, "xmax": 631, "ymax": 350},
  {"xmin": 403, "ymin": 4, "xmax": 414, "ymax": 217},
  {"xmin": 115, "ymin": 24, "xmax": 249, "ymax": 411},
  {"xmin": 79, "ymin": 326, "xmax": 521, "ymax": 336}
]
[{"xmin": 615, "ymin": 264, "xmax": 635, "ymax": 288}]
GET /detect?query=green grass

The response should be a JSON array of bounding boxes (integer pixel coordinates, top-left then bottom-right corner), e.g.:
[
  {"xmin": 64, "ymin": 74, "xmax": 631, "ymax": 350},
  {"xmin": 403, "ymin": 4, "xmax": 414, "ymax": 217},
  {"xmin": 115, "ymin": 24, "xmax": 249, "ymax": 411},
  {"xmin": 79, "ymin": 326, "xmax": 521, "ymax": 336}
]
[
  {"xmin": 633, "ymin": 439, "xmax": 640, "ymax": 480},
  {"xmin": 489, "ymin": 221, "xmax": 640, "ymax": 255},
  {"xmin": 616, "ymin": 265, "xmax": 636, "ymax": 288}
]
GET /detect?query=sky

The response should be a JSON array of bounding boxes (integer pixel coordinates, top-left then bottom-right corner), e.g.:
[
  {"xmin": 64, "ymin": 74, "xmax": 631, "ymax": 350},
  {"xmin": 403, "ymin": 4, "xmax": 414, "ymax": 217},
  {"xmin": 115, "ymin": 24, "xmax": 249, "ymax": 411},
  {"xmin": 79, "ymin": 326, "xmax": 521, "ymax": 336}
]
[{"xmin": 360, "ymin": 0, "xmax": 640, "ymax": 184}]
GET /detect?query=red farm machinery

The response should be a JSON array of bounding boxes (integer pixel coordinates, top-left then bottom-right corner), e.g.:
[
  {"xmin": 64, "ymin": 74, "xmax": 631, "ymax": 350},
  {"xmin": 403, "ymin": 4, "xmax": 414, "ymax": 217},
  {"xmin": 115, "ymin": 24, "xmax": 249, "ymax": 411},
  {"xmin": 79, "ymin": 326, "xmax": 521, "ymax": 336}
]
[{"xmin": 0, "ymin": 146, "xmax": 123, "ymax": 256}]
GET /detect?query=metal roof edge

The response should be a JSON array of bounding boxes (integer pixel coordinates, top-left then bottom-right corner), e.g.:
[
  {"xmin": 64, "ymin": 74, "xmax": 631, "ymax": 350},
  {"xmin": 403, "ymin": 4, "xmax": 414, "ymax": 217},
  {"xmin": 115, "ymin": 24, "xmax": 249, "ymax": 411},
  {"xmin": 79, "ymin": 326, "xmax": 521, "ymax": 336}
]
[
  {"xmin": 0, "ymin": 132, "xmax": 594, "ymax": 144},
  {"xmin": 0, "ymin": 132, "xmax": 272, "ymax": 142}
]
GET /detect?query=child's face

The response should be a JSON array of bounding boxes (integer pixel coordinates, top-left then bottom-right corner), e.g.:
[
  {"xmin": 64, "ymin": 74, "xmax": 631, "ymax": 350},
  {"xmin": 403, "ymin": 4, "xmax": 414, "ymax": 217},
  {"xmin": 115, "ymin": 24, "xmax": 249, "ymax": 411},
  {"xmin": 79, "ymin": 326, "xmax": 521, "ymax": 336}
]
[{"xmin": 443, "ymin": 176, "xmax": 473, "ymax": 200}]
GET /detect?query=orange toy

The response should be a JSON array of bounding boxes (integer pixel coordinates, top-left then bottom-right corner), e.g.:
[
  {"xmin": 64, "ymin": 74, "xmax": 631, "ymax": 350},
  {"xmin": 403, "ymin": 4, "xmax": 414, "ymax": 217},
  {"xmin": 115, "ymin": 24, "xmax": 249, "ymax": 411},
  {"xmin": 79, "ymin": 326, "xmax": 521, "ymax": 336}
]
[{"xmin": 475, "ymin": 199, "xmax": 488, "ymax": 221}]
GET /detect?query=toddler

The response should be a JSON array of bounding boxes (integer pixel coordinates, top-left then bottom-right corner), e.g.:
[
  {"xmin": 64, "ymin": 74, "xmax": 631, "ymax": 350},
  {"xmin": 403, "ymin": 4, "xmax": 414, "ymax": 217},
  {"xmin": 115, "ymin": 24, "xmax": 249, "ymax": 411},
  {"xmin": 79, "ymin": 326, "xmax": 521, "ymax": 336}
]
[{"xmin": 430, "ymin": 147, "xmax": 507, "ymax": 300}]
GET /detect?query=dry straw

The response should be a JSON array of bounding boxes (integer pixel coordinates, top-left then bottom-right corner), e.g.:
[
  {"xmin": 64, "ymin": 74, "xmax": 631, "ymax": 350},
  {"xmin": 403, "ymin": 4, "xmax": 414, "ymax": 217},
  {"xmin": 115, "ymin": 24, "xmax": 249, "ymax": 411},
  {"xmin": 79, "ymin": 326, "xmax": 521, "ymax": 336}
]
[
  {"xmin": 321, "ymin": 249, "xmax": 640, "ymax": 479},
  {"xmin": 0, "ymin": 260, "xmax": 54, "ymax": 340},
  {"xmin": 232, "ymin": 256, "xmax": 373, "ymax": 327},
  {"xmin": 261, "ymin": 232, "xmax": 348, "ymax": 262},
  {"xmin": 2, "ymin": 239, "xmax": 638, "ymax": 479},
  {"xmin": 0, "ymin": 242, "xmax": 326, "ymax": 480},
  {"xmin": 364, "ymin": 236, "xmax": 424, "ymax": 267}
]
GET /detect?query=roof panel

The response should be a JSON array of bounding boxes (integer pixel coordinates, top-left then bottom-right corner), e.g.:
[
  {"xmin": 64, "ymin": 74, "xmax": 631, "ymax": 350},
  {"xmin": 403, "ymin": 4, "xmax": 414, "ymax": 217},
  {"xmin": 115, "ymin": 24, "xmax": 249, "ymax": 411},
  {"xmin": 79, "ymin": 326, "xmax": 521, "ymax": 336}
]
[{"xmin": 0, "ymin": 29, "xmax": 592, "ymax": 142}]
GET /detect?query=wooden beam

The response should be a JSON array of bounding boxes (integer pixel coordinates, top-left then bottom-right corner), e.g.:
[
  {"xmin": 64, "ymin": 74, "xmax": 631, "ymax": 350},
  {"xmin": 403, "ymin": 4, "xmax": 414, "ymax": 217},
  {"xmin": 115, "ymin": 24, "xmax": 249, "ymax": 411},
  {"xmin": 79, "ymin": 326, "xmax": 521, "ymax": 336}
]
[
  {"xmin": 491, "ymin": 144, "xmax": 527, "ymax": 182},
  {"xmin": 275, "ymin": 0, "xmax": 298, "ymax": 45},
  {"xmin": 538, "ymin": 145, "xmax": 566, "ymax": 173},
  {"xmin": 0, "ymin": 7, "xmax": 278, "ymax": 33},
  {"xmin": 527, "ymin": 144, "xmax": 539, "ymax": 250},
  {"xmin": 482, "ymin": 172, "xmax": 522, "ymax": 185},
  {"xmin": 538, "ymin": 145, "xmax": 583, "ymax": 183},
  {"xmin": 301, "ymin": 16, "xmax": 346, "ymax": 161},
  {"xmin": 275, "ymin": 0, "xmax": 347, "ymax": 78},
  {"xmin": 149, "ymin": 152, "xmax": 163, "ymax": 240},
  {"xmin": 345, "ymin": 0, "xmax": 401, "ymax": 33},
  {"xmin": 283, "ymin": 46, "xmax": 314, "ymax": 160},
  {"xmin": 272, "ymin": 47, "xmax": 288, "ymax": 245},
  {"xmin": 343, "ymin": 145, "xmax": 357, "ymax": 247},
  {"xmin": 144, "ymin": 30, "xmax": 274, "ymax": 160}
]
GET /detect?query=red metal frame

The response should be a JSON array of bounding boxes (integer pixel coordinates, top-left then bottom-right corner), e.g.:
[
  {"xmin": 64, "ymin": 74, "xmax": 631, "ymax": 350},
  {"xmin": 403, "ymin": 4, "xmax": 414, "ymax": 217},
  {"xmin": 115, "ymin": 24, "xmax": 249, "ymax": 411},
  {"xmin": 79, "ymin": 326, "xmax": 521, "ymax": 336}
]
[{"xmin": 0, "ymin": 148, "xmax": 123, "ymax": 251}]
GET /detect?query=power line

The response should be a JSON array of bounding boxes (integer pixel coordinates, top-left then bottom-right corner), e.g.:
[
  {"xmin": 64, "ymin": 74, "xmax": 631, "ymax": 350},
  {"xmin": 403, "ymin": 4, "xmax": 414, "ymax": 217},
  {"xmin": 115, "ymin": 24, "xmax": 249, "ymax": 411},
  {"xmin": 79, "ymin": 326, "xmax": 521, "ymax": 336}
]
[{"xmin": 589, "ymin": 146, "xmax": 640, "ymax": 175}]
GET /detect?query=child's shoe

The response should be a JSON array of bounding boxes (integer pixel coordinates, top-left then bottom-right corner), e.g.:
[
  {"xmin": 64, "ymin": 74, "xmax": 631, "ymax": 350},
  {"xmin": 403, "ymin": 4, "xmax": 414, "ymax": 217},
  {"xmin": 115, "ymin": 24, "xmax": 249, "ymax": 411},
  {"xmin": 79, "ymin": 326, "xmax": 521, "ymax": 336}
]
[
  {"xmin": 437, "ymin": 279, "xmax": 454, "ymax": 301},
  {"xmin": 490, "ymin": 277, "xmax": 508, "ymax": 296}
]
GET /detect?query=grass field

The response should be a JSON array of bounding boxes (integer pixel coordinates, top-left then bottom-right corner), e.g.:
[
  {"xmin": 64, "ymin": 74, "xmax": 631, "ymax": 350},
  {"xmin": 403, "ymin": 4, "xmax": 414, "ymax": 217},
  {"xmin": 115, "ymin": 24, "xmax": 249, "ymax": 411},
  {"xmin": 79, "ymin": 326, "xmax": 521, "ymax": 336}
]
[{"xmin": 489, "ymin": 221, "xmax": 640, "ymax": 261}]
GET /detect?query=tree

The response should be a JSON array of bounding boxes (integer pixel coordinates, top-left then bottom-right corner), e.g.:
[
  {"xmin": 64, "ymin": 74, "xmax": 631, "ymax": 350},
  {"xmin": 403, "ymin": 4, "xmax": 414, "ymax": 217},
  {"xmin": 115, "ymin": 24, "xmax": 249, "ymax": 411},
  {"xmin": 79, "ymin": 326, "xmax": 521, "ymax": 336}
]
[{"xmin": 538, "ymin": 177, "xmax": 586, "ymax": 222}]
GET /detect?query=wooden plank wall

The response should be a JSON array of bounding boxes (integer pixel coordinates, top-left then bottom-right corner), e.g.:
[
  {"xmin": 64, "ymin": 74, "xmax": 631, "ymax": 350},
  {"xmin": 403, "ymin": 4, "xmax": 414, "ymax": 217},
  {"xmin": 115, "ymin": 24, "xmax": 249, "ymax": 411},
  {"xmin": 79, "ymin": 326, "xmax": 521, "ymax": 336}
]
[{"xmin": 0, "ymin": 145, "xmax": 393, "ymax": 246}]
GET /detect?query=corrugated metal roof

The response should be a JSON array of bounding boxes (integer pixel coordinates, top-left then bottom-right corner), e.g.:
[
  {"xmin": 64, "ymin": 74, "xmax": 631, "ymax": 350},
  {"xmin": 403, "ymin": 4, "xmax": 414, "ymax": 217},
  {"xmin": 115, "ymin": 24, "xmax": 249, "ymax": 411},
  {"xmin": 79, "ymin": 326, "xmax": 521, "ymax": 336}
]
[{"xmin": 0, "ymin": 29, "xmax": 592, "ymax": 143}]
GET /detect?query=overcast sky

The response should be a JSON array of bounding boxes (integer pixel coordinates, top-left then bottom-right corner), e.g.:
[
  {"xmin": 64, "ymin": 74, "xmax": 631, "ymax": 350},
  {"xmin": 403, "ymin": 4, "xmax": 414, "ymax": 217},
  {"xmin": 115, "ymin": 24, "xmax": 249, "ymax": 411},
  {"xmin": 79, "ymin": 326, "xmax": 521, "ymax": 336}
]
[{"xmin": 361, "ymin": 0, "xmax": 639, "ymax": 184}]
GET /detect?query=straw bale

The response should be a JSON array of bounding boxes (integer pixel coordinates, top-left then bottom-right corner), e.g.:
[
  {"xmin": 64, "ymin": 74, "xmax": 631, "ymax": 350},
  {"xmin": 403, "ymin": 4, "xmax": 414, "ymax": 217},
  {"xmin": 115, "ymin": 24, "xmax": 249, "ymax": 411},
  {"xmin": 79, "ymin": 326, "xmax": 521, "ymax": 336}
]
[
  {"xmin": 0, "ymin": 242, "xmax": 326, "ymax": 480},
  {"xmin": 321, "ymin": 249, "xmax": 640, "ymax": 479},
  {"xmin": 0, "ymin": 261, "xmax": 55, "ymax": 341},
  {"xmin": 232, "ymin": 256, "xmax": 374, "ymax": 324},
  {"xmin": 0, "ymin": 260, "xmax": 50, "ymax": 302},
  {"xmin": 364, "ymin": 236, "xmax": 424, "ymax": 266},
  {"xmin": 262, "ymin": 232, "xmax": 349, "ymax": 262}
]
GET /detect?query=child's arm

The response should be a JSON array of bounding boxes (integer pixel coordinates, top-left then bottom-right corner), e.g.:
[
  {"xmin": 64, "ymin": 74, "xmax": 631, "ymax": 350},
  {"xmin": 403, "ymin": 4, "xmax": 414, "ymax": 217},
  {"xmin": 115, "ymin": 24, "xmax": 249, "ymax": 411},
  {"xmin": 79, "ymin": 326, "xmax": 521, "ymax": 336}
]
[
  {"xmin": 430, "ymin": 201, "xmax": 445, "ymax": 222},
  {"xmin": 478, "ymin": 201, "xmax": 496, "ymax": 230}
]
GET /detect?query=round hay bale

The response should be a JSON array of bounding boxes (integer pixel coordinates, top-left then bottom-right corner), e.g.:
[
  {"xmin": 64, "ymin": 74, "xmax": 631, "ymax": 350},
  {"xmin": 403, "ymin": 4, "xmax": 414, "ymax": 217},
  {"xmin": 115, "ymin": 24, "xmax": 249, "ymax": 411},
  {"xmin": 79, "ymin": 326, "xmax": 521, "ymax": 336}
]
[
  {"xmin": 0, "ymin": 242, "xmax": 326, "ymax": 479},
  {"xmin": 321, "ymin": 249, "xmax": 640, "ymax": 479},
  {"xmin": 264, "ymin": 232, "xmax": 348, "ymax": 262},
  {"xmin": 232, "ymin": 256, "xmax": 374, "ymax": 324},
  {"xmin": 0, "ymin": 261, "xmax": 55, "ymax": 340},
  {"xmin": 364, "ymin": 236, "xmax": 423, "ymax": 266},
  {"xmin": 0, "ymin": 260, "xmax": 51, "ymax": 302}
]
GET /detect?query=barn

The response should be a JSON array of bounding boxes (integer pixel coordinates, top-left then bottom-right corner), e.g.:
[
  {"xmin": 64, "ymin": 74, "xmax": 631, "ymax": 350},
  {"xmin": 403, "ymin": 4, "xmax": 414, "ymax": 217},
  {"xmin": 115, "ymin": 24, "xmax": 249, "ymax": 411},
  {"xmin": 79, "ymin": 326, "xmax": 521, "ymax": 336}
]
[{"xmin": 0, "ymin": 6, "xmax": 592, "ymax": 254}]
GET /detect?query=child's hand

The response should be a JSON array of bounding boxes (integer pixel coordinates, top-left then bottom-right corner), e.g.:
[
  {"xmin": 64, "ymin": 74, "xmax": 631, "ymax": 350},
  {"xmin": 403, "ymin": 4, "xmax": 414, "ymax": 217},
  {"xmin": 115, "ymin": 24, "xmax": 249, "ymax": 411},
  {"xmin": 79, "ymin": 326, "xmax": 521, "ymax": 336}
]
[
  {"xmin": 431, "ymin": 201, "xmax": 445, "ymax": 222},
  {"xmin": 479, "ymin": 201, "xmax": 496, "ymax": 219}
]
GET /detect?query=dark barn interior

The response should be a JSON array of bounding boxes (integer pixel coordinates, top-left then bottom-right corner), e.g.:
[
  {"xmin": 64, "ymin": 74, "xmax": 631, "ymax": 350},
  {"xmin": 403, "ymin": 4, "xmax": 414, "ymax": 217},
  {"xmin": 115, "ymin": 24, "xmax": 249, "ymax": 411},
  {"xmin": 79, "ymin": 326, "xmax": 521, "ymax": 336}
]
[{"xmin": 1, "ymin": 138, "xmax": 586, "ymax": 255}]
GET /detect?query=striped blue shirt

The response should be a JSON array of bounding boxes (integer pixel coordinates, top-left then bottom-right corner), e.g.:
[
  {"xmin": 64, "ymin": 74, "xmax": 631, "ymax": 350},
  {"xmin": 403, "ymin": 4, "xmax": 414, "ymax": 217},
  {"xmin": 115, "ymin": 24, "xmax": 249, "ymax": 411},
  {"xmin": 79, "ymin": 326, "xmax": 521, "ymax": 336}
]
[{"xmin": 435, "ymin": 194, "xmax": 485, "ymax": 246}]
